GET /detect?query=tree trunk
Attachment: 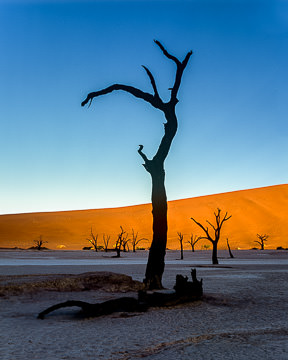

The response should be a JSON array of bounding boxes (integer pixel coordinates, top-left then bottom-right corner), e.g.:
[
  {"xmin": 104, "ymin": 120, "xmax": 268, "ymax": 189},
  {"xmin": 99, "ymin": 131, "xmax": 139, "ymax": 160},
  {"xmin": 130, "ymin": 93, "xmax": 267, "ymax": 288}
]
[
  {"xmin": 143, "ymin": 110, "xmax": 177, "ymax": 289},
  {"xmin": 212, "ymin": 241, "xmax": 219, "ymax": 265},
  {"xmin": 227, "ymin": 238, "xmax": 234, "ymax": 258},
  {"xmin": 180, "ymin": 238, "xmax": 184, "ymax": 260},
  {"xmin": 144, "ymin": 164, "xmax": 167, "ymax": 289}
]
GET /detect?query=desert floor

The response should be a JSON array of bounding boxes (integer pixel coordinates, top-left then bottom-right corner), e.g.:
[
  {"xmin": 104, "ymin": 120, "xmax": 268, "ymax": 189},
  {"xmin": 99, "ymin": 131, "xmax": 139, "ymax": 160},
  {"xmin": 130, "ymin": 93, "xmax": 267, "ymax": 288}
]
[{"xmin": 0, "ymin": 249, "xmax": 288, "ymax": 360}]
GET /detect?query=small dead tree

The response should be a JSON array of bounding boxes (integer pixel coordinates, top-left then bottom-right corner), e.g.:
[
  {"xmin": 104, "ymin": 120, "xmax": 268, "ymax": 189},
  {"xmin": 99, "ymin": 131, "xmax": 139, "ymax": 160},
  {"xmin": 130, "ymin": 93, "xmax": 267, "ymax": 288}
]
[
  {"xmin": 103, "ymin": 234, "xmax": 110, "ymax": 252},
  {"xmin": 177, "ymin": 232, "xmax": 184, "ymax": 260},
  {"xmin": 226, "ymin": 238, "xmax": 234, "ymax": 258},
  {"xmin": 122, "ymin": 235, "xmax": 130, "ymax": 252},
  {"xmin": 187, "ymin": 234, "xmax": 201, "ymax": 252},
  {"xmin": 130, "ymin": 229, "xmax": 147, "ymax": 252},
  {"xmin": 255, "ymin": 233, "xmax": 269, "ymax": 250},
  {"xmin": 115, "ymin": 226, "xmax": 127, "ymax": 257},
  {"xmin": 82, "ymin": 40, "xmax": 192, "ymax": 289},
  {"xmin": 191, "ymin": 208, "xmax": 232, "ymax": 265},
  {"xmin": 87, "ymin": 227, "xmax": 99, "ymax": 252},
  {"xmin": 33, "ymin": 235, "xmax": 47, "ymax": 250}
]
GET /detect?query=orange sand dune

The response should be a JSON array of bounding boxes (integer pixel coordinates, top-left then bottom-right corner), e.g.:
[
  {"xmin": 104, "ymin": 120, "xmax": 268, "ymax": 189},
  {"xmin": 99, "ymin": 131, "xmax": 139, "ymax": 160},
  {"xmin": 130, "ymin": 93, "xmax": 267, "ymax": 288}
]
[{"xmin": 0, "ymin": 184, "xmax": 287, "ymax": 250}]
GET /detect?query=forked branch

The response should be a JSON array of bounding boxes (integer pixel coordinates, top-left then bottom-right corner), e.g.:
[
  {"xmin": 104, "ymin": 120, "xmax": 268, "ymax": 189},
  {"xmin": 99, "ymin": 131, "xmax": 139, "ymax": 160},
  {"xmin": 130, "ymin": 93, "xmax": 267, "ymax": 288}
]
[
  {"xmin": 191, "ymin": 217, "xmax": 212, "ymax": 241},
  {"xmin": 191, "ymin": 208, "xmax": 232, "ymax": 244},
  {"xmin": 154, "ymin": 40, "xmax": 192, "ymax": 102},
  {"xmin": 82, "ymin": 41, "xmax": 192, "ymax": 111}
]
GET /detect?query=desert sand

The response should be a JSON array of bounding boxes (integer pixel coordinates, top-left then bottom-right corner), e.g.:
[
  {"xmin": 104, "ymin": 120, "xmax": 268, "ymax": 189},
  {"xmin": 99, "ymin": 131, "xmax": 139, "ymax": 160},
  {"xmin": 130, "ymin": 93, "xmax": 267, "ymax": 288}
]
[
  {"xmin": 1, "ymin": 184, "xmax": 288, "ymax": 251},
  {"xmin": 1, "ymin": 249, "xmax": 288, "ymax": 359}
]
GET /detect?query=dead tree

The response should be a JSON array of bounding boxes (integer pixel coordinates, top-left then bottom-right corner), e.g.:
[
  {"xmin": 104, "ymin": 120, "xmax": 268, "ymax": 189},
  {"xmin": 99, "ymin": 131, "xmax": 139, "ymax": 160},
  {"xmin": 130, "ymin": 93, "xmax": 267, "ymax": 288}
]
[
  {"xmin": 114, "ymin": 226, "xmax": 127, "ymax": 257},
  {"xmin": 33, "ymin": 235, "xmax": 47, "ymax": 250},
  {"xmin": 38, "ymin": 298, "xmax": 145, "ymax": 319},
  {"xmin": 38, "ymin": 269, "xmax": 202, "ymax": 319},
  {"xmin": 191, "ymin": 208, "xmax": 231, "ymax": 265},
  {"xmin": 82, "ymin": 40, "xmax": 192, "ymax": 289},
  {"xmin": 122, "ymin": 235, "xmax": 130, "ymax": 252},
  {"xmin": 87, "ymin": 227, "xmax": 99, "ymax": 252},
  {"xmin": 187, "ymin": 234, "xmax": 201, "ymax": 252},
  {"xmin": 226, "ymin": 238, "xmax": 234, "ymax": 258},
  {"xmin": 177, "ymin": 232, "xmax": 184, "ymax": 260},
  {"xmin": 255, "ymin": 233, "xmax": 269, "ymax": 250},
  {"xmin": 103, "ymin": 234, "xmax": 110, "ymax": 252},
  {"xmin": 130, "ymin": 229, "xmax": 147, "ymax": 252}
]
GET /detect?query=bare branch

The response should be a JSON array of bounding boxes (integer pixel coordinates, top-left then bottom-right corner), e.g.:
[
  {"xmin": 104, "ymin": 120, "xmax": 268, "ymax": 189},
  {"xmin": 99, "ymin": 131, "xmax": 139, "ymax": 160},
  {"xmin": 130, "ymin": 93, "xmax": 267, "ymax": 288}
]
[
  {"xmin": 171, "ymin": 51, "xmax": 192, "ymax": 102},
  {"xmin": 206, "ymin": 220, "xmax": 216, "ymax": 231},
  {"xmin": 220, "ymin": 212, "xmax": 232, "ymax": 228},
  {"xmin": 182, "ymin": 50, "xmax": 193, "ymax": 68},
  {"xmin": 138, "ymin": 145, "xmax": 149, "ymax": 163},
  {"xmin": 154, "ymin": 40, "xmax": 192, "ymax": 103},
  {"xmin": 142, "ymin": 65, "xmax": 161, "ymax": 101},
  {"xmin": 138, "ymin": 145, "xmax": 152, "ymax": 173},
  {"xmin": 257, "ymin": 233, "xmax": 269, "ymax": 241},
  {"xmin": 154, "ymin": 40, "xmax": 180, "ymax": 65},
  {"xmin": 191, "ymin": 217, "xmax": 211, "ymax": 240},
  {"xmin": 81, "ymin": 84, "xmax": 163, "ymax": 110}
]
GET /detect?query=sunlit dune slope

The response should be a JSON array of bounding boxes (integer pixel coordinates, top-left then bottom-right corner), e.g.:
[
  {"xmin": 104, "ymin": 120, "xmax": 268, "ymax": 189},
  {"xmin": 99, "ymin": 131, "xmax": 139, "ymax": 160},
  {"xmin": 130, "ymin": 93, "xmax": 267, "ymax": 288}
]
[{"xmin": 0, "ymin": 184, "xmax": 287, "ymax": 250}]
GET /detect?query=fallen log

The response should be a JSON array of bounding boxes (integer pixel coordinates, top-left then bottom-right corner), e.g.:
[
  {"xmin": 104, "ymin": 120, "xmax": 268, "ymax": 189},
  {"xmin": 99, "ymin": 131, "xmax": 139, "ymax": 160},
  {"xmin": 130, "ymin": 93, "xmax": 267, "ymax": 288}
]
[
  {"xmin": 38, "ymin": 269, "xmax": 203, "ymax": 319},
  {"xmin": 38, "ymin": 297, "xmax": 147, "ymax": 319}
]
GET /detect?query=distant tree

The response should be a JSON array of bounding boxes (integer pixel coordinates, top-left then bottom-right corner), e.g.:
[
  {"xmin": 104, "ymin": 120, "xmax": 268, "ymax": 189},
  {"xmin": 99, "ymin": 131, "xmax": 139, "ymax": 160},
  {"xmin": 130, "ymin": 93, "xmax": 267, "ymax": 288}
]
[
  {"xmin": 103, "ymin": 234, "xmax": 110, "ymax": 252},
  {"xmin": 177, "ymin": 232, "xmax": 184, "ymax": 260},
  {"xmin": 87, "ymin": 227, "xmax": 99, "ymax": 252},
  {"xmin": 191, "ymin": 208, "xmax": 232, "ymax": 264},
  {"xmin": 115, "ymin": 226, "xmax": 127, "ymax": 257},
  {"xmin": 255, "ymin": 233, "xmax": 269, "ymax": 250},
  {"xmin": 202, "ymin": 244, "xmax": 211, "ymax": 250},
  {"xmin": 33, "ymin": 235, "xmax": 48, "ymax": 250},
  {"xmin": 226, "ymin": 238, "xmax": 234, "ymax": 258},
  {"xmin": 186, "ymin": 234, "xmax": 201, "ymax": 252},
  {"xmin": 81, "ymin": 40, "xmax": 192, "ymax": 289},
  {"xmin": 122, "ymin": 234, "xmax": 130, "ymax": 252},
  {"xmin": 130, "ymin": 229, "xmax": 147, "ymax": 252}
]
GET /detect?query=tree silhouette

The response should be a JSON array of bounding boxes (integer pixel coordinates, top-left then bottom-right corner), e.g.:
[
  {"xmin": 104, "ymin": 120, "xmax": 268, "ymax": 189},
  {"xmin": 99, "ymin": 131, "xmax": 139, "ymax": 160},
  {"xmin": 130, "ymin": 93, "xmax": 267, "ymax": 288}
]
[
  {"xmin": 255, "ymin": 233, "xmax": 269, "ymax": 250},
  {"xmin": 103, "ymin": 234, "xmax": 110, "ymax": 252},
  {"xmin": 82, "ymin": 40, "xmax": 192, "ymax": 289},
  {"xmin": 87, "ymin": 227, "xmax": 99, "ymax": 252},
  {"xmin": 187, "ymin": 233, "xmax": 201, "ymax": 252},
  {"xmin": 191, "ymin": 208, "xmax": 231, "ymax": 264},
  {"xmin": 122, "ymin": 235, "xmax": 130, "ymax": 252},
  {"xmin": 130, "ymin": 229, "xmax": 147, "ymax": 252},
  {"xmin": 226, "ymin": 238, "xmax": 234, "ymax": 258},
  {"xmin": 114, "ymin": 226, "xmax": 127, "ymax": 257},
  {"xmin": 177, "ymin": 232, "xmax": 184, "ymax": 260},
  {"xmin": 33, "ymin": 235, "xmax": 47, "ymax": 250}
]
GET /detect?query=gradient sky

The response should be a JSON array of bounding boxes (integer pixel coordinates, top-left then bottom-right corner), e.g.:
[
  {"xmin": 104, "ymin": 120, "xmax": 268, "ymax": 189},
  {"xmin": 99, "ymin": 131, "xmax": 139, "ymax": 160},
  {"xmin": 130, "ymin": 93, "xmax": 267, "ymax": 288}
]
[{"xmin": 1, "ymin": 0, "xmax": 288, "ymax": 215}]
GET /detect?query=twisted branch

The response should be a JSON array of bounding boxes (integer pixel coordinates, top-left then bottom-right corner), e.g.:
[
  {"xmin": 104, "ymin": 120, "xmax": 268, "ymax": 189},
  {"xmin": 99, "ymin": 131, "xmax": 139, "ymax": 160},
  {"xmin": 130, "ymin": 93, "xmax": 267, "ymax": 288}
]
[{"xmin": 81, "ymin": 84, "xmax": 163, "ymax": 110}]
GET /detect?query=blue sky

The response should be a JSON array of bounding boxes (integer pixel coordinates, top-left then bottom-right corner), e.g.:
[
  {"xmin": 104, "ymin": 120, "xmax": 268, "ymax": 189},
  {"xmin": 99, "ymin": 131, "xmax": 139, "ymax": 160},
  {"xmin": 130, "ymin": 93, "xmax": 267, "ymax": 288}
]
[{"xmin": 1, "ymin": 0, "xmax": 287, "ymax": 214}]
